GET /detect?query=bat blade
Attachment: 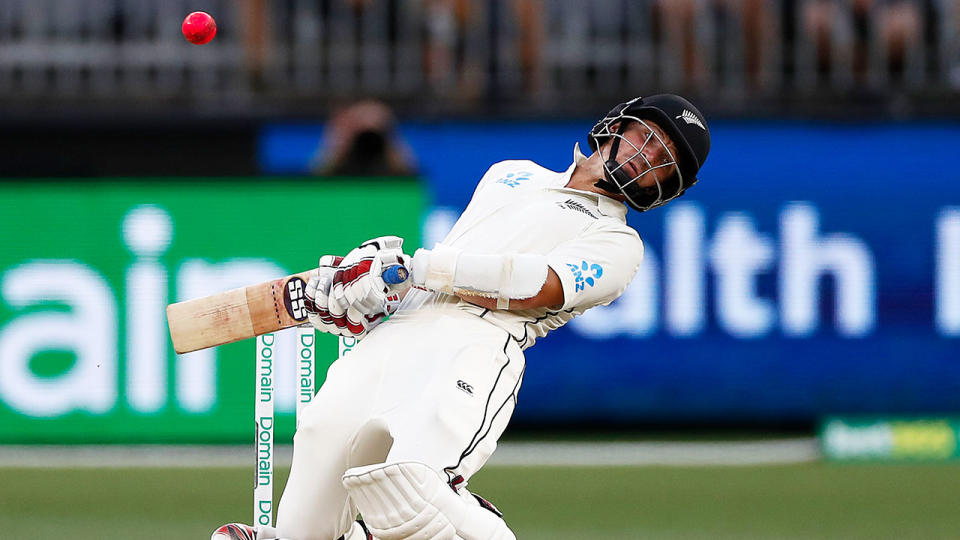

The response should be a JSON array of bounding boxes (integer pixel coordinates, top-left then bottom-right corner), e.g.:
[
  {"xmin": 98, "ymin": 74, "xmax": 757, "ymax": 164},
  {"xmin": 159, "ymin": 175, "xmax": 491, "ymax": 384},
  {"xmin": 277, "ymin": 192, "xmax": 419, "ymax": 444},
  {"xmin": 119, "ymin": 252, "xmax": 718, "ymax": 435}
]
[{"xmin": 166, "ymin": 270, "xmax": 314, "ymax": 354}]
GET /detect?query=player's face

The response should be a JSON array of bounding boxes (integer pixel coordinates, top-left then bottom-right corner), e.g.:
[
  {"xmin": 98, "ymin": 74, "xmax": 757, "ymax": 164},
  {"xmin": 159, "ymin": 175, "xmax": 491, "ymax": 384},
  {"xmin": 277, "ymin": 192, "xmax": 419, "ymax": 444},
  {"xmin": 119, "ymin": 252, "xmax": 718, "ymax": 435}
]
[{"xmin": 599, "ymin": 119, "xmax": 680, "ymax": 189}]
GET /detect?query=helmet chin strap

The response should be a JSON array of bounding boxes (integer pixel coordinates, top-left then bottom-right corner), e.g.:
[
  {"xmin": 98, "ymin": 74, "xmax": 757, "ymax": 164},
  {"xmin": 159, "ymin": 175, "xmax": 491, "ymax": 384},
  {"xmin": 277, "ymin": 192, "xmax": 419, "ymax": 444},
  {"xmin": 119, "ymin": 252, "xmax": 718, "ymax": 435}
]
[
  {"xmin": 594, "ymin": 121, "xmax": 629, "ymax": 194},
  {"xmin": 594, "ymin": 159, "xmax": 627, "ymax": 194}
]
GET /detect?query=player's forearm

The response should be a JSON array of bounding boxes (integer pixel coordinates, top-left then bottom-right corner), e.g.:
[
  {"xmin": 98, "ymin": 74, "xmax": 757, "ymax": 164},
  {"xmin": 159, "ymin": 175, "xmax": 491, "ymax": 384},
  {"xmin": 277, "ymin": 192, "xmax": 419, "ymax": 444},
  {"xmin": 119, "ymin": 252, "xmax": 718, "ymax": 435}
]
[{"xmin": 456, "ymin": 268, "xmax": 564, "ymax": 311}]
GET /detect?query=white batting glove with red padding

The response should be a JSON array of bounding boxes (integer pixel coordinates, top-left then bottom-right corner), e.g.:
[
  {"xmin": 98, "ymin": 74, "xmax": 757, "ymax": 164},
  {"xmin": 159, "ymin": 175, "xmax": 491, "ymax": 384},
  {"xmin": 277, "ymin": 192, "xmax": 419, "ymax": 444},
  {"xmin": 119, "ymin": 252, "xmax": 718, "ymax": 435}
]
[
  {"xmin": 326, "ymin": 293, "xmax": 388, "ymax": 340},
  {"xmin": 304, "ymin": 254, "xmax": 390, "ymax": 340},
  {"xmin": 332, "ymin": 236, "xmax": 410, "ymax": 317},
  {"xmin": 304, "ymin": 255, "xmax": 345, "ymax": 336}
]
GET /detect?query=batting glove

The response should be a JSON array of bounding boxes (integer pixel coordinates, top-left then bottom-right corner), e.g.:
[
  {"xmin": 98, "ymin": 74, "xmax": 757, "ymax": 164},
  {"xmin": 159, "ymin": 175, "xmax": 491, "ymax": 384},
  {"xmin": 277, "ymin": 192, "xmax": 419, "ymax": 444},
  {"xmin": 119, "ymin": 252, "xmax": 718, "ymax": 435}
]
[
  {"xmin": 304, "ymin": 254, "xmax": 391, "ymax": 340},
  {"xmin": 304, "ymin": 255, "xmax": 345, "ymax": 336},
  {"xmin": 332, "ymin": 236, "xmax": 410, "ymax": 317}
]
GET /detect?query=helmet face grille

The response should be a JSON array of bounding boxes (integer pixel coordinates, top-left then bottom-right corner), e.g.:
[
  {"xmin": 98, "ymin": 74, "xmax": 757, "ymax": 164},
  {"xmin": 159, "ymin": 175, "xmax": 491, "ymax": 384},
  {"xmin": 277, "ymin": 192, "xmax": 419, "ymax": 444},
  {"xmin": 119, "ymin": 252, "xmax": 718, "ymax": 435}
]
[{"xmin": 590, "ymin": 114, "xmax": 686, "ymax": 212}]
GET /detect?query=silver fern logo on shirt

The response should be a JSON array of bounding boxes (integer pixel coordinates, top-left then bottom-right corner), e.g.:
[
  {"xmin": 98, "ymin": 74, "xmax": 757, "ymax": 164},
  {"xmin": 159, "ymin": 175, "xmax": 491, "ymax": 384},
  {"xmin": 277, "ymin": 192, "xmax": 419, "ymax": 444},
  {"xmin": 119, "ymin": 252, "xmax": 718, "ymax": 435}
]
[{"xmin": 555, "ymin": 199, "xmax": 598, "ymax": 219}]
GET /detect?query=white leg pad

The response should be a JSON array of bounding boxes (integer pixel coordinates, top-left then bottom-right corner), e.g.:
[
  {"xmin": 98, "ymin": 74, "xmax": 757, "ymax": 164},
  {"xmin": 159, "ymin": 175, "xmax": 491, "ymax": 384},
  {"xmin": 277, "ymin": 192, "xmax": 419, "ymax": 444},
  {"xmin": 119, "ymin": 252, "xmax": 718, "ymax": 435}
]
[{"xmin": 342, "ymin": 462, "xmax": 515, "ymax": 540}]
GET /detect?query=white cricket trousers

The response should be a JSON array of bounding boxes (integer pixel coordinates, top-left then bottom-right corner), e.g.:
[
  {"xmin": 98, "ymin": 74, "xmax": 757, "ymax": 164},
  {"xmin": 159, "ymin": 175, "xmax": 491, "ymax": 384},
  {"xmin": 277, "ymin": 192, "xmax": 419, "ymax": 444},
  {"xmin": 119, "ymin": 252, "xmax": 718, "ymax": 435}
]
[{"xmin": 275, "ymin": 307, "xmax": 525, "ymax": 540}]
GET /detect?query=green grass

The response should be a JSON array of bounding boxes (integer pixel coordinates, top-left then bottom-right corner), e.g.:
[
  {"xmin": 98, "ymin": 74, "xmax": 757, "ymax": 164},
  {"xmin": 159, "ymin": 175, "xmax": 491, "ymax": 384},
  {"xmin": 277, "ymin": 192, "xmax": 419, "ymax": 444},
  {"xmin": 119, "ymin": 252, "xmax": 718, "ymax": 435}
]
[{"xmin": 2, "ymin": 463, "xmax": 959, "ymax": 539}]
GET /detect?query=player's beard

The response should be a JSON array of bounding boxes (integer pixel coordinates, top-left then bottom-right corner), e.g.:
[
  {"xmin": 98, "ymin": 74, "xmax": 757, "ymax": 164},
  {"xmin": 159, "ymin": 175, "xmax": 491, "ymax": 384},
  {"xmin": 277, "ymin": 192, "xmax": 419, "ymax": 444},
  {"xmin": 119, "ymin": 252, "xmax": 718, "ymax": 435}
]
[{"xmin": 600, "ymin": 154, "xmax": 681, "ymax": 211}]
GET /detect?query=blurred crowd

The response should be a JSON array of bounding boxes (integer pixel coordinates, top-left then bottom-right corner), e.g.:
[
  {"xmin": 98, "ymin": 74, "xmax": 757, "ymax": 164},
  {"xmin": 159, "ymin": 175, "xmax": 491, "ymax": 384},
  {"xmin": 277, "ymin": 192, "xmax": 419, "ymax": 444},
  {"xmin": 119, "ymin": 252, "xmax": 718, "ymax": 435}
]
[
  {"xmin": 646, "ymin": 0, "xmax": 943, "ymax": 89},
  {"xmin": 0, "ymin": 0, "xmax": 958, "ymax": 114},
  {"xmin": 244, "ymin": 0, "xmax": 956, "ymax": 94}
]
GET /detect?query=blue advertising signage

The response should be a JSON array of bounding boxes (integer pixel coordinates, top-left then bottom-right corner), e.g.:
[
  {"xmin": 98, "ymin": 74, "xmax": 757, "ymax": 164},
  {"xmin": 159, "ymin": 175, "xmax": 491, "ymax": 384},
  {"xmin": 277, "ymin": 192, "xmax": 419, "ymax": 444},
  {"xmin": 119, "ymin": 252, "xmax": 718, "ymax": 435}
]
[{"xmin": 262, "ymin": 121, "xmax": 960, "ymax": 424}]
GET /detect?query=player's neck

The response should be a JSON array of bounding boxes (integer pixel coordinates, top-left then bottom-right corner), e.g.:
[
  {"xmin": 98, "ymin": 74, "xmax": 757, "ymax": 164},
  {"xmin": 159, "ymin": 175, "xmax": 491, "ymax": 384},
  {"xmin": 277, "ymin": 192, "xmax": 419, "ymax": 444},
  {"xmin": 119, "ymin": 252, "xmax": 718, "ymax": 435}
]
[{"xmin": 567, "ymin": 154, "xmax": 626, "ymax": 202}]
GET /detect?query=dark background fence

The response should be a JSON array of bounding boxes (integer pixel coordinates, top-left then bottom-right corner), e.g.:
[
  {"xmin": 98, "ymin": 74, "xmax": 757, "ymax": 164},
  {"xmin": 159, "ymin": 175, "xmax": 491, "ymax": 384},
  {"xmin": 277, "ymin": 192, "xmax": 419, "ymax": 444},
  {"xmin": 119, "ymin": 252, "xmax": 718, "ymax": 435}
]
[{"xmin": 1, "ymin": 0, "xmax": 959, "ymax": 118}]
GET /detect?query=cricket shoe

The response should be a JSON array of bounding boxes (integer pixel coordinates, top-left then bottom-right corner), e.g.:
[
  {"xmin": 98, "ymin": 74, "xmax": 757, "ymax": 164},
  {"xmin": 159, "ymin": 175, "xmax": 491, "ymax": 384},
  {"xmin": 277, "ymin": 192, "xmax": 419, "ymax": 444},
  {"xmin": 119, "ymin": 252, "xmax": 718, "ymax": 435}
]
[{"xmin": 210, "ymin": 523, "xmax": 258, "ymax": 540}]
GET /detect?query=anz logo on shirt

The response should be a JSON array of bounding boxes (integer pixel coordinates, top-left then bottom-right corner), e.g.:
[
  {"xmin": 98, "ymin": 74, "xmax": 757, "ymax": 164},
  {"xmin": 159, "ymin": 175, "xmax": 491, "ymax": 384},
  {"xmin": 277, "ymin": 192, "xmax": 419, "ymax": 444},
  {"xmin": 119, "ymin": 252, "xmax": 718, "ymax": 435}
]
[
  {"xmin": 495, "ymin": 171, "xmax": 533, "ymax": 188},
  {"xmin": 567, "ymin": 260, "xmax": 604, "ymax": 292}
]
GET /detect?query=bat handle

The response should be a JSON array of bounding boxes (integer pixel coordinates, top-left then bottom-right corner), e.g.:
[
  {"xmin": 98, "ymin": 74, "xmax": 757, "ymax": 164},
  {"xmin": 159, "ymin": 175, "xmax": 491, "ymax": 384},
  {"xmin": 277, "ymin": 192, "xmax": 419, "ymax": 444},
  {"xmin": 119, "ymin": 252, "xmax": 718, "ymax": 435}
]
[{"xmin": 381, "ymin": 264, "xmax": 409, "ymax": 285}]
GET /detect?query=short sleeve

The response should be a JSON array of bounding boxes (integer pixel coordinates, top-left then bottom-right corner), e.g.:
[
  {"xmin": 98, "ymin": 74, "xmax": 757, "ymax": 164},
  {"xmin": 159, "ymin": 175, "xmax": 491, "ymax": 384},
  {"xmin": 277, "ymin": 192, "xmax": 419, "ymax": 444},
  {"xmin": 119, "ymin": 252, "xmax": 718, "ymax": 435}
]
[
  {"xmin": 472, "ymin": 161, "xmax": 512, "ymax": 194},
  {"xmin": 546, "ymin": 220, "xmax": 644, "ymax": 311},
  {"xmin": 472, "ymin": 160, "xmax": 547, "ymax": 195}
]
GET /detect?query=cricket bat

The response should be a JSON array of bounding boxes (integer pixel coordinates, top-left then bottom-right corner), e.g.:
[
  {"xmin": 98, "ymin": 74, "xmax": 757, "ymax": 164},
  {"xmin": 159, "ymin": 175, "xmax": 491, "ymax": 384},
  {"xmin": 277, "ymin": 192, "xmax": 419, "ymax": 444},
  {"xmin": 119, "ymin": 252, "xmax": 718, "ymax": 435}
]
[{"xmin": 166, "ymin": 265, "xmax": 408, "ymax": 354}]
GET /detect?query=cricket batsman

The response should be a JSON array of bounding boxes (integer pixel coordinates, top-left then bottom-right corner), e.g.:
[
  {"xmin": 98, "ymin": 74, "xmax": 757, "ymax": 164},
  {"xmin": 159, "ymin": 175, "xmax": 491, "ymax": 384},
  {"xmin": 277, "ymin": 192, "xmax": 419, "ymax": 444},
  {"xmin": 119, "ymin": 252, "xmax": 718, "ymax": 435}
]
[{"xmin": 213, "ymin": 94, "xmax": 710, "ymax": 540}]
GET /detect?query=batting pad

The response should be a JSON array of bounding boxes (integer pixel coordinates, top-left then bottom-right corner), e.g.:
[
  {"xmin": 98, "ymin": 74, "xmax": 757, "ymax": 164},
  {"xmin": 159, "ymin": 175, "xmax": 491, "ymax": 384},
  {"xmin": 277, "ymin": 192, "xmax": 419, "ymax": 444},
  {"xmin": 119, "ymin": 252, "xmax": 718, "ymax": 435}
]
[
  {"xmin": 342, "ymin": 462, "xmax": 515, "ymax": 540},
  {"xmin": 342, "ymin": 461, "xmax": 457, "ymax": 540}
]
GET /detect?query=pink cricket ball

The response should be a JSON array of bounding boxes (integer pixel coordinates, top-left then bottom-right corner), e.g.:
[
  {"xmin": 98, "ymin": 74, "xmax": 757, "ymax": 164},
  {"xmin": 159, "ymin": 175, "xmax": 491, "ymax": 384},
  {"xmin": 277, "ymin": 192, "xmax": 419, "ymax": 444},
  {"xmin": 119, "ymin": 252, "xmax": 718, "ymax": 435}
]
[{"xmin": 182, "ymin": 11, "xmax": 217, "ymax": 45}]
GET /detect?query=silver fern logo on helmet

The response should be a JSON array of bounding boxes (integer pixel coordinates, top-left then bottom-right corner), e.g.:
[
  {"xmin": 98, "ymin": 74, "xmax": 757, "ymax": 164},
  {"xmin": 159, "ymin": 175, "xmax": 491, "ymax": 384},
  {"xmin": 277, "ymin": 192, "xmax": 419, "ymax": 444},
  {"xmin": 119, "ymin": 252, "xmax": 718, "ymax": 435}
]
[{"xmin": 676, "ymin": 109, "xmax": 706, "ymax": 130}]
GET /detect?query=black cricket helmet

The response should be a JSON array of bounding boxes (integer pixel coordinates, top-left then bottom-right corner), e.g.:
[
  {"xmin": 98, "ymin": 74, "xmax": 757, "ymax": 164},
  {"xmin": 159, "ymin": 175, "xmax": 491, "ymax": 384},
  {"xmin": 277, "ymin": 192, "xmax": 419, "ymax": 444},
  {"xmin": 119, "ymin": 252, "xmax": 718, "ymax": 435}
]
[{"xmin": 588, "ymin": 94, "xmax": 710, "ymax": 212}]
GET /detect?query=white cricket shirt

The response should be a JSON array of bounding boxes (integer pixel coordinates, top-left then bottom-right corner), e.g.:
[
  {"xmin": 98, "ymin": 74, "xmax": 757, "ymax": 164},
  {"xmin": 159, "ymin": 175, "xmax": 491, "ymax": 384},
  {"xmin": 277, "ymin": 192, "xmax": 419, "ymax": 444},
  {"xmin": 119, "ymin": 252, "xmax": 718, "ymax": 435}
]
[{"xmin": 399, "ymin": 146, "xmax": 645, "ymax": 349}]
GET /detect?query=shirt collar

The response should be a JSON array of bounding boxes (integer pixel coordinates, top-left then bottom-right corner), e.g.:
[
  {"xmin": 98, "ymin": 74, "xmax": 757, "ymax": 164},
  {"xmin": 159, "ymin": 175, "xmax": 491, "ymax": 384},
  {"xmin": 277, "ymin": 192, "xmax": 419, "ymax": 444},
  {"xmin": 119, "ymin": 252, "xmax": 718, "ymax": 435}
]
[{"xmin": 554, "ymin": 144, "xmax": 628, "ymax": 220}]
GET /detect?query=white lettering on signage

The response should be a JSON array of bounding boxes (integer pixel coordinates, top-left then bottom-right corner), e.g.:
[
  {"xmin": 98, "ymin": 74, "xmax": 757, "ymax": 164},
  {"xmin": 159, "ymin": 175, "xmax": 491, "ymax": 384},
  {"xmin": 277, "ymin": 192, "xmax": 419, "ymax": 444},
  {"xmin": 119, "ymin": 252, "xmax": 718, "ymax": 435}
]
[
  {"xmin": 0, "ymin": 205, "xmax": 307, "ymax": 419},
  {"xmin": 123, "ymin": 205, "xmax": 172, "ymax": 413},
  {"xmin": 573, "ymin": 202, "xmax": 878, "ymax": 339},
  {"xmin": 780, "ymin": 203, "xmax": 875, "ymax": 337},
  {"xmin": 665, "ymin": 203, "xmax": 706, "ymax": 336},
  {"xmin": 936, "ymin": 208, "xmax": 960, "ymax": 336},
  {"xmin": 709, "ymin": 213, "xmax": 776, "ymax": 338},
  {"xmin": 0, "ymin": 262, "xmax": 117, "ymax": 416}
]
